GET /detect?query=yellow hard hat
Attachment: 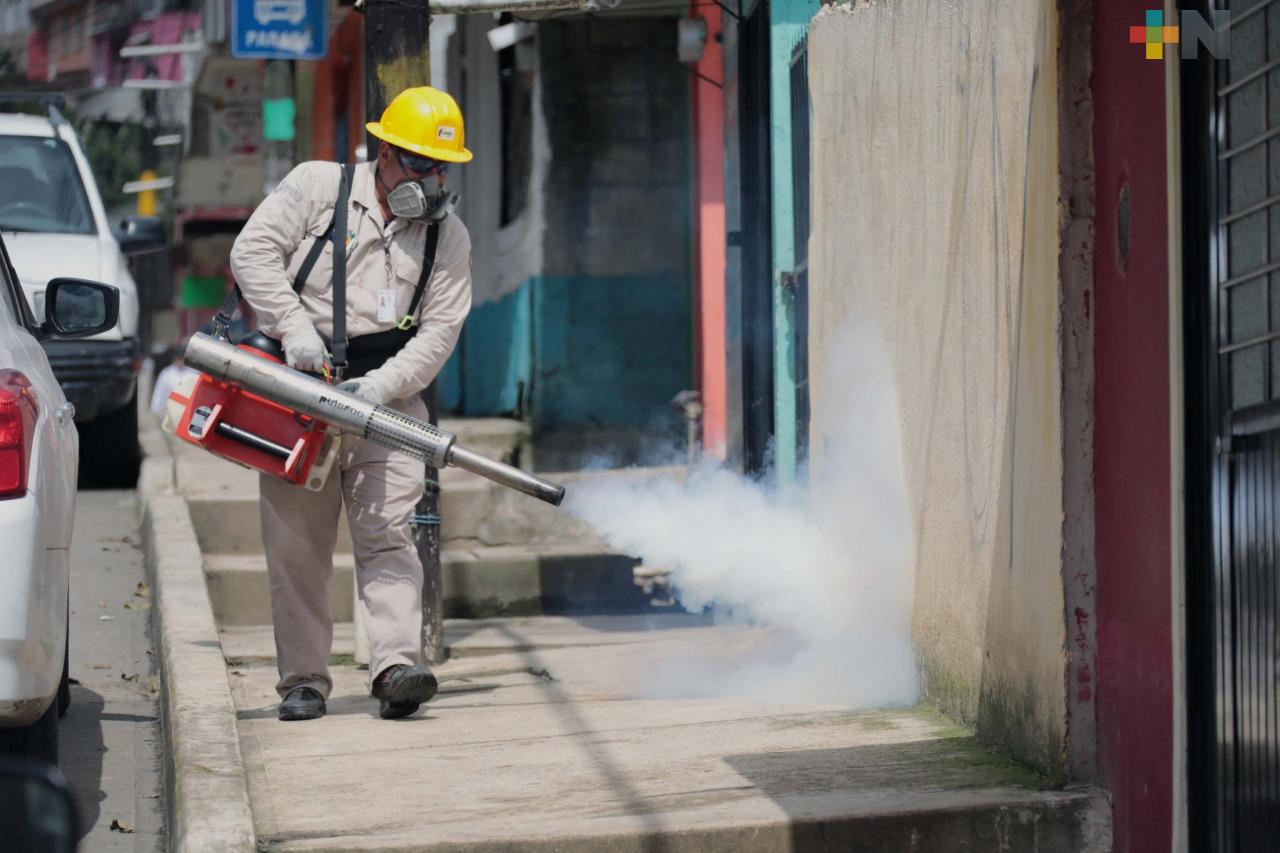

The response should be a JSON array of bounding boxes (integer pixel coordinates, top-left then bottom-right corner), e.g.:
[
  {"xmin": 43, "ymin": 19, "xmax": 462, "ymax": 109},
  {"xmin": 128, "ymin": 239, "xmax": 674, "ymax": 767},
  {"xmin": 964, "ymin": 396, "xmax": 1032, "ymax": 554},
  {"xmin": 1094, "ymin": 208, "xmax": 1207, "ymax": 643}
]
[{"xmin": 365, "ymin": 86, "xmax": 473, "ymax": 164}]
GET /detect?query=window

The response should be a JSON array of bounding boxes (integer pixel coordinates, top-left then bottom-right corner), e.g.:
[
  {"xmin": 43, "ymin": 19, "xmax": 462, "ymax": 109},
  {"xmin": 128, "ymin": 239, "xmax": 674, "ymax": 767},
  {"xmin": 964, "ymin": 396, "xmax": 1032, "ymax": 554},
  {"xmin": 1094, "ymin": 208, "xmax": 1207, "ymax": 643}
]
[
  {"xmin": 497, "ymin": 16, "xmax": 533, "ymax": 227},
  {"xmin": 0, "ymin": 236, "xmax": 33, "ymax": 329},
  {"xmin": 1218, "ymin": 1, "xmax": 1280, "ymax": 411},
  {"xmin": 0, "ymin": 136, "xmax": 97, "ymax": 236}
]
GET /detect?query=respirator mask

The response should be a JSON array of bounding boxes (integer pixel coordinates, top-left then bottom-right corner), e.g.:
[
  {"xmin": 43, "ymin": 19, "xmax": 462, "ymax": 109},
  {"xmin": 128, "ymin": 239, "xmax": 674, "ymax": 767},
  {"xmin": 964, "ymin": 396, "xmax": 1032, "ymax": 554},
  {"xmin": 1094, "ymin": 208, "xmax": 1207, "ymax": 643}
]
[{"xmin": 384, "ymin": 150, "xmax": 459, "ymax": 222}]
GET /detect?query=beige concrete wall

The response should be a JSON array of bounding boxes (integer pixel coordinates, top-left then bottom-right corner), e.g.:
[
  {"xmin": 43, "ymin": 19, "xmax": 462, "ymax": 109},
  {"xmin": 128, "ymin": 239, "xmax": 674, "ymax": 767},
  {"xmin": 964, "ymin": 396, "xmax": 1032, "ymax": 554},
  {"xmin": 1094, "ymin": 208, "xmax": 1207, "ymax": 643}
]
[{"xmin": 808, "ymin": 0, "xmax": 1068, "ymax": 776}]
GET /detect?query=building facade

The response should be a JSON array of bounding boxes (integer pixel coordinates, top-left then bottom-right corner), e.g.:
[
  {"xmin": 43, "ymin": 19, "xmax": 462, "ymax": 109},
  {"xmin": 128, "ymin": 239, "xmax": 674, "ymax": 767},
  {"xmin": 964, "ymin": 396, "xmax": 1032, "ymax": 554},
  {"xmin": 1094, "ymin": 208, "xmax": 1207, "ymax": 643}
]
[
  {"xmin": 789, "ymin": 0, "xmax": 1272, "ymax": 851},
  {"xmin": 0, "ymin": 0, "xmax": 32, "ymax": 75}
]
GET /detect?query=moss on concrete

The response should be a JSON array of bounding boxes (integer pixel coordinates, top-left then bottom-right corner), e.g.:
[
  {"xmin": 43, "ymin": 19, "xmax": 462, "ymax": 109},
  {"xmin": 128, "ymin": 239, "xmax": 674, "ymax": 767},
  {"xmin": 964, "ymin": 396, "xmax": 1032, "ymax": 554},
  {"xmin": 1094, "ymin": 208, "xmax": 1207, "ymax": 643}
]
[
  {"xmin": 910, "ymin": 705, "xmax": 974, "ymax": 740},
  {"xmin": 918, "ymin": 655, "xmax": 981, "ymax": 729},
  {"xmin": 918, "ymin": 655, "xmax": 1068, "ymax": 782},
  {"xmin": 978, "ymin": 674, "xmax": 1067, "ymax": 783}
]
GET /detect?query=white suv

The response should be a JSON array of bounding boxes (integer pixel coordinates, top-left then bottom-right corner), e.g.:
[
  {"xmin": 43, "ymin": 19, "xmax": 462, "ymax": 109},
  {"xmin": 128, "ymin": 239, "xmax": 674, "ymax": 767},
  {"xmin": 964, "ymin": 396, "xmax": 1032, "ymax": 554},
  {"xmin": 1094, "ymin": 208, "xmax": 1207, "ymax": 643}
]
[{"xmin": 0, "ymin": 107, "xmax": 160, "ymax": 486}]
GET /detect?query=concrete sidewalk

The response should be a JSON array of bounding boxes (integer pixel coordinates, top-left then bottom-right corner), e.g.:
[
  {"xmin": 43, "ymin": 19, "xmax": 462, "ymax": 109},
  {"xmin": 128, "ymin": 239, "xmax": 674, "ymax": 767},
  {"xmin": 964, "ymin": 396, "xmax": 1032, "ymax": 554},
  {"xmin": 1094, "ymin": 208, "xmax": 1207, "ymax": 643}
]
[
  {"xmin": 222, "ymin": 617, "xmax": 1107, "ymax": 852},
  {"xmin": 150, "ymin": 418, "xmax": 1107, "ymax": 850}
]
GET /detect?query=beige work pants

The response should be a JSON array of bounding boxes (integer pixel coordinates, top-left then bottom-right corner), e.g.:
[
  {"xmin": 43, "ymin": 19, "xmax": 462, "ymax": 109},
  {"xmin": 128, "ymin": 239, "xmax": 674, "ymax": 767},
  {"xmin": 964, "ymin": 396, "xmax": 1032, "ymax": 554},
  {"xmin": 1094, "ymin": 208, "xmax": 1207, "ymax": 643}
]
[{"xmin": 260, "ymin": 395, "xmax": 428, "ymax": 700}]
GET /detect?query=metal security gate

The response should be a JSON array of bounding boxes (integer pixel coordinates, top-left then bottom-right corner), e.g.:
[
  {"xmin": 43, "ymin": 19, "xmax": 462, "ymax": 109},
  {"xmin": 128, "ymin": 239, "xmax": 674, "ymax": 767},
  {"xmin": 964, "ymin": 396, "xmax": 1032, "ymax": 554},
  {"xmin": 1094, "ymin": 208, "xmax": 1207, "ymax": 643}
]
[{"xmin": 1185, "ymin": 2, "xmax": 1280, "ymax": 850}]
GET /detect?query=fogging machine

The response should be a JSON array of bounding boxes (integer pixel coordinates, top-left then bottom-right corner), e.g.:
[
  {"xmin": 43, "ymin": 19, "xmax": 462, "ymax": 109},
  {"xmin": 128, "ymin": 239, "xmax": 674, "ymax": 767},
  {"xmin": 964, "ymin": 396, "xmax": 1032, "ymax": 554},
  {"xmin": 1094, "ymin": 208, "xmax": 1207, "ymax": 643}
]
[{"xmin": 163, "ymin": 332, "xmax": 565, "ymax": 506}]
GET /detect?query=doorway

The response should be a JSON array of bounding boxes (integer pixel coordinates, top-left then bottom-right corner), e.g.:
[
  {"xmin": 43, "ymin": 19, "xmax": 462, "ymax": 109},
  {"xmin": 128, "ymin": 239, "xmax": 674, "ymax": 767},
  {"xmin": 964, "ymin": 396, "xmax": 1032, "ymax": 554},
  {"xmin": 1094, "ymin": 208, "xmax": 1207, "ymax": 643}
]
[
  {"xmin": 1184, "ymin": 2, "xmax": 1280, "ymax": 849},
  {"xmin": 737, "ymin": 0, "xmax": 774, "ymax": 475}
]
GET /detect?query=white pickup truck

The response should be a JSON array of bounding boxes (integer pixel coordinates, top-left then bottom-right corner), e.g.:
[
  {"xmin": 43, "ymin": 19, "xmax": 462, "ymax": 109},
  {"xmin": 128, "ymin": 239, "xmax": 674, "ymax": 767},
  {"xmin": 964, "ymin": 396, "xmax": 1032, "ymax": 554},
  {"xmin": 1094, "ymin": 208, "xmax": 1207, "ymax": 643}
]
[{"xmin": 0, "ymin": 106, "xmax": 164, "ymax": 486}]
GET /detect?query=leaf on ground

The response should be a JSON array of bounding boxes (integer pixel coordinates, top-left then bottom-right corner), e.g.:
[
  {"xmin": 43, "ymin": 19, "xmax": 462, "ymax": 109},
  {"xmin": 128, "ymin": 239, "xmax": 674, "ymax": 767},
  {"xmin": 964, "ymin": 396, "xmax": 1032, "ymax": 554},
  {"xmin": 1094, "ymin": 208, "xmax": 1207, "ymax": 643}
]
[
  {"xmin": 121, "ymin": 672, "xmax": 139, "ymax": 683},
  {"xmin": 134, "ymin": 581, "xmax": 151, "ymax": 598},
  {"xmin": 91, "ymin": 663, "xmax": 111, "ymax": 670},
  {"xmin": 229, "ymin": 670, "xmax": 245, "ymax": 677},
  {"xmin": 109, "ymin": 819, "xmax": 135, "ymax": 833},
  {"xmin": 147, "ymin": 677, "xmax": 160, "ymax": 695}
]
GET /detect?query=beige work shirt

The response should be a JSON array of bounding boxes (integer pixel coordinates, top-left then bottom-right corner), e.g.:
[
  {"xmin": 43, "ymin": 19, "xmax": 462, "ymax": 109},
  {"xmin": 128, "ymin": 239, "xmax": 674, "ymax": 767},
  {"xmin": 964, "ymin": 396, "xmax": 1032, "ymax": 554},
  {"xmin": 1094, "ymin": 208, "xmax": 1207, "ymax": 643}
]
[{"xmin": 229, "ymin": 160, "xmax": 472, "ymax": 402}]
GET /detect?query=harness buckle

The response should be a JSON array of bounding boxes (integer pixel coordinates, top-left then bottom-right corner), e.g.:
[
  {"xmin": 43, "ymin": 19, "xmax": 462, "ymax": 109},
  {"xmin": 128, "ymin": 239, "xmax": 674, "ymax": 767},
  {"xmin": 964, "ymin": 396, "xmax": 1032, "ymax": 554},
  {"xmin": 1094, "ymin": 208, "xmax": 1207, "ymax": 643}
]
[{"xmin": 395, "ymin": 315, "xmax": 416, "ymax": 331}]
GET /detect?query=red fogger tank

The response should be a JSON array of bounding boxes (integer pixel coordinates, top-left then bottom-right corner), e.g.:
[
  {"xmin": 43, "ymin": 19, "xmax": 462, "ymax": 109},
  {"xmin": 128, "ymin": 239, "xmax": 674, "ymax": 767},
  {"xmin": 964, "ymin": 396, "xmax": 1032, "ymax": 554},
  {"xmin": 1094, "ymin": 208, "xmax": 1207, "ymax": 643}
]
[{"xmin": 162, "ymin": 335, "xmax": 339, "ymax": 491}]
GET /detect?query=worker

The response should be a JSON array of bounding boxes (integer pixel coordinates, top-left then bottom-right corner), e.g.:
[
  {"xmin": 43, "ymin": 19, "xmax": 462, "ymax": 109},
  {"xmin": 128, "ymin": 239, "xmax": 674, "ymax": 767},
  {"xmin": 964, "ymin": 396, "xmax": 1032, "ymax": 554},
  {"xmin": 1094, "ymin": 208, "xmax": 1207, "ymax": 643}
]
[{"xmin": 229, "ymin": 87, "xmax": 473, "ymax": 722}]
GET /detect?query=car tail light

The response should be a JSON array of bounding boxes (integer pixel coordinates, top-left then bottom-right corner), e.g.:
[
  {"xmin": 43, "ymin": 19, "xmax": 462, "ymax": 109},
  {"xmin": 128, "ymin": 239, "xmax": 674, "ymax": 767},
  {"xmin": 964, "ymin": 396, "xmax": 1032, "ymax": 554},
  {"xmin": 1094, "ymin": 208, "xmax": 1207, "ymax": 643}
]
[{"xmin": 0, "ymin": 370, "xmax": 37, "ymax": 500}]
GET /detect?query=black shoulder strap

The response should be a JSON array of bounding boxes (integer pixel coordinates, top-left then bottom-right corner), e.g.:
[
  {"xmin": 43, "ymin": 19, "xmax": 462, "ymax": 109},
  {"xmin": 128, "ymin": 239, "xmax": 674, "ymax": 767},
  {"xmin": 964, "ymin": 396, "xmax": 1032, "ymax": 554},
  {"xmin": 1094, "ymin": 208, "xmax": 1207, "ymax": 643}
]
[
  {"xmin": 293, "ymin": 164, "xmax": 349, "ymax": 295},
  {"xmin": 330, "ymin": 163, "xmax": 355, "ymax": 377},
  {"xmin": 396, "ymin": 222, "xmax": 441, "ymax": 331},
  {"xmin": 214, "ymin": 163, "xmax": 352, "ymax": 342}
]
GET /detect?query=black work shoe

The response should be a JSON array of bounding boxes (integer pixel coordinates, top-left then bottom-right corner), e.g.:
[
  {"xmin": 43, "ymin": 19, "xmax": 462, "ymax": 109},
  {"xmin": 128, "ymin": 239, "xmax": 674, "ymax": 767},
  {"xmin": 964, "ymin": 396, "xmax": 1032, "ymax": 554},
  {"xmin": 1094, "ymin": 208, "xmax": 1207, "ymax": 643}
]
[
  {"xmin": 372, "ymin": 664, "xmax": 438, "ymax": 720},
  {"xmin": 279, "ymin": 686, "xmax": 326, "ymax": 721}
]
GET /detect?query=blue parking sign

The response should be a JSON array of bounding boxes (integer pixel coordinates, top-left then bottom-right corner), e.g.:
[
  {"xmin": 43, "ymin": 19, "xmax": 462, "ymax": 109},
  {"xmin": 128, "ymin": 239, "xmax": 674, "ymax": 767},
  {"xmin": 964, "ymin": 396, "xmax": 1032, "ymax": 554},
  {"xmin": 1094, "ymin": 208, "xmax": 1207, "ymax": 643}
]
[{"xmin": 232, "ymin": 0, "xmax": 328, "ymax": 60}]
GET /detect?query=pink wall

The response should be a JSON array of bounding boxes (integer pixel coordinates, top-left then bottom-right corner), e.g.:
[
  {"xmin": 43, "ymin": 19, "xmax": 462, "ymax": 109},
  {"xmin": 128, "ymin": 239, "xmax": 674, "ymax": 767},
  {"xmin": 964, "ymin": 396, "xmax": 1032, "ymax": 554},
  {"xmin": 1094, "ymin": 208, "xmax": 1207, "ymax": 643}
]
[
  {"xmin": 1092, "ymin": 2, "xmax": 1173, "ymax": 849},
  {"xmin": 25, "ymin": 29, "xmax": 48, "ymax": 82},
  {"xmin": 691, "ymin": 3, "xmax": 727, "ymax": 457},
  {"xmin": 120, "ymin": 13, "xmax": 202, "ymax": 82}
]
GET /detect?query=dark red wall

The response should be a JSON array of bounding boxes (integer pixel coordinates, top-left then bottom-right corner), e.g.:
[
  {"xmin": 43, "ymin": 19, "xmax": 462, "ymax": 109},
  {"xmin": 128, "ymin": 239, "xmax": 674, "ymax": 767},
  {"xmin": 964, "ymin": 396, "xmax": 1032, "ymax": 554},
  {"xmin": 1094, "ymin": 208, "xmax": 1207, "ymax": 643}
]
[{"xmin": 1092, "ymin": 2, "xmax": 1174, "ymax": 850}]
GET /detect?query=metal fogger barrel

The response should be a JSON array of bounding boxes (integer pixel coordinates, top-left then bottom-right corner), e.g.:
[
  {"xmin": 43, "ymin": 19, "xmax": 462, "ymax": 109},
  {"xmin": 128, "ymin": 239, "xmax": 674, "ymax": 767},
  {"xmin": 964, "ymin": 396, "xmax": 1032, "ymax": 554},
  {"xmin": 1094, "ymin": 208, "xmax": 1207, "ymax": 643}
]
[{"xmin": 184, "ymin": 333, "xmax": 566, "ymax": 506}]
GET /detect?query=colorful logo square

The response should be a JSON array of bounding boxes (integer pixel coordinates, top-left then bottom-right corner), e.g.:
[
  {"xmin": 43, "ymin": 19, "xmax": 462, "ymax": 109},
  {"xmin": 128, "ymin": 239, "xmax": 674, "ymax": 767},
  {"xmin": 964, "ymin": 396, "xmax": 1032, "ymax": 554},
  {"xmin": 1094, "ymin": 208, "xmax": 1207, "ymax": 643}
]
[{"xmin": 1131, "ymin": 10, "xmax": 1181, "ymax": 60}]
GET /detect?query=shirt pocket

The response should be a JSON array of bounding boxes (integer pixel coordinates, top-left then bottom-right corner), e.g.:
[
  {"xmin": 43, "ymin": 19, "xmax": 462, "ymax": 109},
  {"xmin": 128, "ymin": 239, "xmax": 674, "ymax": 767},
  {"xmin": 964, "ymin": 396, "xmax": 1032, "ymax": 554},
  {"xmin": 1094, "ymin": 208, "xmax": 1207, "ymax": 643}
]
[{"xmin": 393, "ymin": 238, "xmax": 428, "ymax": 315}]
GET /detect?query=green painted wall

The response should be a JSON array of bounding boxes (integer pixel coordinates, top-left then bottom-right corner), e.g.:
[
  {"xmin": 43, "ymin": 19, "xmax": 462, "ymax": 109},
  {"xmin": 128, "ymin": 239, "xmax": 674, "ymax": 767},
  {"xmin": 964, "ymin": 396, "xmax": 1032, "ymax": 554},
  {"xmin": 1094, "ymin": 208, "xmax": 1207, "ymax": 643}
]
[
  {"xmin": 439, "ymin": 284, "xmax": 532, "ymax": 416},
  {"xmin": 440, "ymin": 274, "xmax": 692, "ymax": 431},
  {"xmin": 769, "ymin": 0, "xmax": 820, "ymax": 483},
  {"xmin": 530, "ymin": 274, "xmax": 692, "ymax": 431}
]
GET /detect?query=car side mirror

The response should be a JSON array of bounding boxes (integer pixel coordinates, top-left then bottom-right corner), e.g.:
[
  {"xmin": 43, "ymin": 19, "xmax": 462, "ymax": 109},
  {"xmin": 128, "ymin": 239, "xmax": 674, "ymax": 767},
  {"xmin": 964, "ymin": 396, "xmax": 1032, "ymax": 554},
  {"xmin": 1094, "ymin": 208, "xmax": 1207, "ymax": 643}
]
[
  {"xmin": 0, "ymin": 760, "xmax": 79, "ymax": 852},
  {"xmin": 115, "ymin": 216, "xmax": 166, "ymax": 255},
  {"xmin": 43, "ymin": 278, "xmax": 119, "ymax": 338}
]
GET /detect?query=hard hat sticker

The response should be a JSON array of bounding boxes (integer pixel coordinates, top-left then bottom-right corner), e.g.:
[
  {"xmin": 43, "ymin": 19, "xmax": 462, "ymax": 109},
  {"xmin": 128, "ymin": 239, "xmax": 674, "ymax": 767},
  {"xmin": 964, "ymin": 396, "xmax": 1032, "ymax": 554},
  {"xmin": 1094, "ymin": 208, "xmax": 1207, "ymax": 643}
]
[{"xmin": 437, "ymin": 126, "xmax": 456, "ymax": 141}]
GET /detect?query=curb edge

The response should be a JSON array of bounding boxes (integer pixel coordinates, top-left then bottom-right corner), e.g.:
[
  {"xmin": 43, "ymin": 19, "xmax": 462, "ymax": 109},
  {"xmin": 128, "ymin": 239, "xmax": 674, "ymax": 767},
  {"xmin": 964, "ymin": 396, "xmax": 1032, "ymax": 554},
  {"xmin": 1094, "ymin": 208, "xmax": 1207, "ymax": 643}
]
[{"xmin": 139, "ymin": 411, "xmax": 256, "ymax": 852}]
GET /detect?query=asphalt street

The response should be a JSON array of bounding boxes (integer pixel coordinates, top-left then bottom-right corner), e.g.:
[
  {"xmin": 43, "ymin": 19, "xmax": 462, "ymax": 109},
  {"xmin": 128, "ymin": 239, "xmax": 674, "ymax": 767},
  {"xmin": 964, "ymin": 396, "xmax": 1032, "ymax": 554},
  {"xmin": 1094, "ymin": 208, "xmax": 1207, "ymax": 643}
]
[{"xmin": 60, "ymin": 489, "xmax": 165, "ymax": 850}]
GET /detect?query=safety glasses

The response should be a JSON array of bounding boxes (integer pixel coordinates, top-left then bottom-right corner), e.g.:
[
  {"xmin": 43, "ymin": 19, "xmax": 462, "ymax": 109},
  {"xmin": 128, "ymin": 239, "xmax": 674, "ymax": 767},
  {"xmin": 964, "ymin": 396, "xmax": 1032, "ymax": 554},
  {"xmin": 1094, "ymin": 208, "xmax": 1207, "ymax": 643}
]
[{"xmin": 396, "ymin": 150, "xmax": 451, "ymax": 177}]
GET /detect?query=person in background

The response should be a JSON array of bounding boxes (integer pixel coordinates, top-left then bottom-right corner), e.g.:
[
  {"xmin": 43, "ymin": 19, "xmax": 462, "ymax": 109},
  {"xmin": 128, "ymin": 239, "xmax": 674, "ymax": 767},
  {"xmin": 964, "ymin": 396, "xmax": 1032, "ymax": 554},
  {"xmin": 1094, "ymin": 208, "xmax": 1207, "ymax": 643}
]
[{"xmin": 150, "ymin": 342, "xmax": 195, "ymax": 414}]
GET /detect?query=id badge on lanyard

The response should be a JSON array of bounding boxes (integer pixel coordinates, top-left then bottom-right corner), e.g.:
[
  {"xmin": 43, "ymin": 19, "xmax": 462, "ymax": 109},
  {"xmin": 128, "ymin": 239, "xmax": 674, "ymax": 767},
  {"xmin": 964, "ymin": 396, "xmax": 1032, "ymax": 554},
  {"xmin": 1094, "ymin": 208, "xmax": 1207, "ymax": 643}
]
[{"xmin": 377, "ymin": 289, "xmax": 396, "ymax": 323}]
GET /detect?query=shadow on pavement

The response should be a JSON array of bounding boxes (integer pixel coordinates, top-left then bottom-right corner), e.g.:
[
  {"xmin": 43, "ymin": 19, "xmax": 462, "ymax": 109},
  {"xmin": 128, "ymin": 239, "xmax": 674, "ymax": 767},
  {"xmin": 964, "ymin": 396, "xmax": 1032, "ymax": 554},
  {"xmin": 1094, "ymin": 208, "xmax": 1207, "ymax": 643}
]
[
  {"xmin": 59, "ymin": 684, "xmax": 107, "ymax": 840},
  {"xmin": 723, "ymin": 739, "xmax": 1056, "ymax": 852},
  {"xmin": 494, "ymin": 623, "xmax": 676, "ymax": 853}
]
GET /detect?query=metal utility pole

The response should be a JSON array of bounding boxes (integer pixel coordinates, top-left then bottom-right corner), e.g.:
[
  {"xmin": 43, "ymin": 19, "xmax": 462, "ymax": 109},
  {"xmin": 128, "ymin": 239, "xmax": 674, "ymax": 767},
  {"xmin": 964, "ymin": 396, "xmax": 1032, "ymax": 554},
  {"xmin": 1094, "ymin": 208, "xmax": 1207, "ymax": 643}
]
[{"xmin": 361, "ymin": 0, "xmax": 444, "ymax": 664}]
